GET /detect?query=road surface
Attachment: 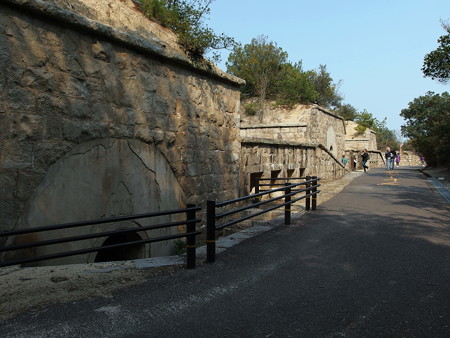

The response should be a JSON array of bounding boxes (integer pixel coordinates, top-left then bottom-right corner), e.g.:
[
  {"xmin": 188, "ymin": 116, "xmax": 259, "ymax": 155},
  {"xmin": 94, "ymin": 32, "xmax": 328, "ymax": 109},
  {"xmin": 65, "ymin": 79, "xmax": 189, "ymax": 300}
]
[{"xmin": 1, "ymin": 167, "xmax": 449, "ymax": 337}]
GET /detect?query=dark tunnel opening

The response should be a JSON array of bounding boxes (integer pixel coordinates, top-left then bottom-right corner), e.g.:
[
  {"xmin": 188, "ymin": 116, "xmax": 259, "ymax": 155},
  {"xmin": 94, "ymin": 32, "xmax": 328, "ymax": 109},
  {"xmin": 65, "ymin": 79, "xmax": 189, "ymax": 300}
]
[{"xmin": 94, "ymin": 232, "xmax": 145, "ymax": 263}]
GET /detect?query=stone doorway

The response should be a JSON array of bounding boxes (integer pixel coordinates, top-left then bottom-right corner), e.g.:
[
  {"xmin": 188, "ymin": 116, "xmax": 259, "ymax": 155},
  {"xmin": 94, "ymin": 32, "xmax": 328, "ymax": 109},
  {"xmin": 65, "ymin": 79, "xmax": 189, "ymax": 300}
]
[
  {"xmin": 10, "ymin": 138, "xmax": 186, "ymax": 266},
  {"xmin": 94, "ymin": 232, "xmax": 145, "ymax": 263}
]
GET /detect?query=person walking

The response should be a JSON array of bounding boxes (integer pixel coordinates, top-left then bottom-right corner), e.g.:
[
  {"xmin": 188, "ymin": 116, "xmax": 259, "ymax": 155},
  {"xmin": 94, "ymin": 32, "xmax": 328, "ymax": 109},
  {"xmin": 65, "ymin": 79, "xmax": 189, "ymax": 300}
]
[
  {"xmin": 341, "ymin": 155, "xmax": 348, "ymax": 167},
  {"xmin": 385, "ymin": 147, "xmax": 392, "ymax": 170},
  {"xmin": 361, "ymin": 149, "xmax": 370, "ymax": 173},
  {"xmin": 395, "ymin": 153, "xmax": 401, "ymax": 167},
  {"xmin": 390, "ymin": 148, "xmax": 397, "ymax": 169}
]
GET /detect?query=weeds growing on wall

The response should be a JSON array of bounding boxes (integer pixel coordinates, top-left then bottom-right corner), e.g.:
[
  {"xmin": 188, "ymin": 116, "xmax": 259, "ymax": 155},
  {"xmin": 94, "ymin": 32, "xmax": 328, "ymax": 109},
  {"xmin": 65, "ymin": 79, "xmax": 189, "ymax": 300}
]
[{"xmin": 136, "ymin": 0, "xmax": 235, "ymax": 61}]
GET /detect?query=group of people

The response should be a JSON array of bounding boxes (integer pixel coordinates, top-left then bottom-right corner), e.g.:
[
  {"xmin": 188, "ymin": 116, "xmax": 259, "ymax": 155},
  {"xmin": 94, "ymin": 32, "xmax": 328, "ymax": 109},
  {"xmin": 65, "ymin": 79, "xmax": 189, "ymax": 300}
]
[
  {"xmin": 341, "ymin": 147, "xmax": 401, "ymax": 173},
  {"xmin": 385, "ymin": 147, "xmax": 400, "ymax": 171}
]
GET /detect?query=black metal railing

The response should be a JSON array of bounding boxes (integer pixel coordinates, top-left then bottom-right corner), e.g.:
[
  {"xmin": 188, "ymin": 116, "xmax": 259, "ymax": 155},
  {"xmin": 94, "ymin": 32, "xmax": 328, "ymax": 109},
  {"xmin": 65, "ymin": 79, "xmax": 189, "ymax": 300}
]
[
  {"xmin": 206, "ymin": 176, "xmax": 320, "ymax": 262},
  {"xmin": 0, "ymin": 204, "xmax": 201, "ymax": 269},
  {"xmin": 255, "ymin": 176, "xmax": 307, "ymax": 193}
]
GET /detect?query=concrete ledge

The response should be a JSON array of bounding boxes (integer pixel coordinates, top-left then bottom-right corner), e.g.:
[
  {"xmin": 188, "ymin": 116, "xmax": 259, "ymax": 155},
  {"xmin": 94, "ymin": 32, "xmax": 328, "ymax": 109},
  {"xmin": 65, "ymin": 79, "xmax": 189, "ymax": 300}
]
[
  {"xmin": 427, "ymin": 177, "xmax": 450, "ymax": 204},
  {"xmin": 133, "ymin": 256, "xmax": 184, "ymax": 270}
]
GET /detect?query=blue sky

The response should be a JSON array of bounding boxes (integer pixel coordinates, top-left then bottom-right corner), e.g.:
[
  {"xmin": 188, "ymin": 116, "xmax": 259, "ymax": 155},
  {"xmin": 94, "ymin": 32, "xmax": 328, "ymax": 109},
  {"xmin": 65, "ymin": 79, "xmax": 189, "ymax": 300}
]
[{"xmin": 206, "ymin": 0, "xmax": 450, "ymax": 132}]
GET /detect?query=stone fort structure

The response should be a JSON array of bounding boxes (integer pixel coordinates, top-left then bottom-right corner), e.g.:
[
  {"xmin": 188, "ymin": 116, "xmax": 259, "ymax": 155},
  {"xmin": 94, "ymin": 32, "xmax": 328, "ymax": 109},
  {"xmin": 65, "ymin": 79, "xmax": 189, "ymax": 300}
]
[
  {"xmin": 0, "ymin": 0, "xmax": 244, "ymax": 264},
  {"xmin": 0, "ymin": 0, "xmax": 384, "ymax": 265}
]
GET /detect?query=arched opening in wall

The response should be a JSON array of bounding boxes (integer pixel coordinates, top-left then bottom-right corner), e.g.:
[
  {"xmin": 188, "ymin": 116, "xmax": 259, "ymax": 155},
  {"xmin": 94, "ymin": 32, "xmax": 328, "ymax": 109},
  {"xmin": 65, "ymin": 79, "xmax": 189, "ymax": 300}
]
[
  {"xmin": 270, "ymin": 170, "xmax": 281, "ymax": 188},
  {"xmin": 287, "ymin": 169, "xmax": 295, "ymax": 178},
  {"xmin": 94, "ymin": 232, "xmax": 145, "ymax": 263},
  {"xmin": 299, "ymin": 168, "xmax": 306, "ymax": 178},
  {"xmin": 330, "ymin": 146, "xmax": 333, "ymax": 152},
  {"xmin": 250, "ymin": 172, "xmax": 263, "ymax": 194}
]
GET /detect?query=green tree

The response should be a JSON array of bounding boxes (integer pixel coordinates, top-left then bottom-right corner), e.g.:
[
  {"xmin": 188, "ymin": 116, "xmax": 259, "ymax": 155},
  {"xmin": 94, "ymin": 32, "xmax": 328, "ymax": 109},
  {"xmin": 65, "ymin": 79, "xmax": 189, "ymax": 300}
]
[
  {"xmin": 226, "ymin": 35, "xmax": 288, "ymax": 116},
  {"xmin": 354, "ymin": 110, "xmax": 400, "ymax": 149},
  {"xmin": 375, "ymin": 121, "xmax": 400, "ymax": 150},
  {"xmin": 422, "ymin": 22, "xmax": 450, "ymax": 83},
  {"xmin": 310, "ymin": 65, "xmax": 343, "ymax": 109},
  {"xmin": 274, "ymin": 61, "xmax": 317, "ymax": 106},
  {"xmin": 138, "ymin": 0, "xmax": 235, "ymax": 60},
  {"xmin": 334, "ymin": 103, "xmax": 358, "ymax": 121},
  {"xmin": 354, "ymin": 110, "xmax": 378, "ymax": 133},
  {"xmin": 401, "ymin": 91, "xmax": 450, "ymax": 166},
  {"xmin": 402, "ymin": 139, "xmax": 416, "ymax": 151}
]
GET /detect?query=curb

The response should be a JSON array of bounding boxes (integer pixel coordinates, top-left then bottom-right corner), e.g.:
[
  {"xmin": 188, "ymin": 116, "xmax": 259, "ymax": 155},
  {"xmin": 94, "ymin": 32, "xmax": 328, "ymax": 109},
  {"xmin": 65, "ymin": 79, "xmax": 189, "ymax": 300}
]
[{"xmin": 426, "ymin": 177, "xmax": 450, "ymax": 204}]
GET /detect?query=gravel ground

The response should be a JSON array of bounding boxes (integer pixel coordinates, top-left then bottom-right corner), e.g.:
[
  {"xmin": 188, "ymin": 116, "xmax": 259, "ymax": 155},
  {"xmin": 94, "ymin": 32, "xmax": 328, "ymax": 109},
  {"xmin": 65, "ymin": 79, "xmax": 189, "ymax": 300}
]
[
  {"xmin": 0, "ymin": 261, "xmax": 182, "ymax": 323},
  {"xmin": 1, "ymin": 167, "xmax": 447, "ymax": 324}
]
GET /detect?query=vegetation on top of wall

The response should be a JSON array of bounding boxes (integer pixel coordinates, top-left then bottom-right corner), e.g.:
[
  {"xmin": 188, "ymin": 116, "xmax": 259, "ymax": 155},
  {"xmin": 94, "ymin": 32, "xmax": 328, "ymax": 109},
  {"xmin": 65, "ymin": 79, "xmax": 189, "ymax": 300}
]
[
  {"xmin": 226, "ymin": 36, "xmax": 343, "ymax": 113},
  {"xmin": 136, "ymin": 0, "xmax": 235, "ymax": 61}
]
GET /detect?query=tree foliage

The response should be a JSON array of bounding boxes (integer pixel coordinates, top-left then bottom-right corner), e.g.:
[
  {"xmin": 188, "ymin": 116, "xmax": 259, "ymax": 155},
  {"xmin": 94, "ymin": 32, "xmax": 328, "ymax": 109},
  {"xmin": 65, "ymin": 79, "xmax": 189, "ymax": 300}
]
[
  {"xmin": 334, "ymin": 103, "xmax": 358, "ymax": 121},
  {"xmin": 354, "ymin": 110, "xmax": 378, "ymax": 132},
  {"xmin": 401, "ymin": 91, "xmax": 450, "ymax": 166},
  {"xmin": 226, "ymin": 36, "xmax": 344, "ymax": 115},
  {"xmin": 137, "ymin": 0, "xmax": 235, "ymax": 60},
  {"xmin": 353, "ymin": 110, "xmax": 400, "ymax": 150},
  {"xmin": 310, "ymin": 65, "xmax": 343, "ymax": 108},
  {"xmin": 274, "ymin": 61, "xmax": 317, "ymax": 106},
  {"xmin": 422, "ymin": 23, "xmax": 450, "ymax": 83},
  {"xmin": 226, "ymin": 35, "xmax": 288, "ymax": 112}
]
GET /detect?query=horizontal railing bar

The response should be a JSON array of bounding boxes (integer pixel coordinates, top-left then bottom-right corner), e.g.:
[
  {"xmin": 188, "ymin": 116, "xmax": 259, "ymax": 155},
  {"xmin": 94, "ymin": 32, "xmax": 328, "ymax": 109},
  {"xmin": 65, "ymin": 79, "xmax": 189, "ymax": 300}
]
[
  {"xmin": 217, "ymin": 189, "xmax": 321, "ymax": 231},
  {"xmin": 217, "ymin": 202, "xmax": 290, "ymax": 230},
  {"xmin": 216, "ymin": 181, "xmax": 309, "ymax": 208},
  {"xmin": 216, "ymin": 184, "xmax": 320, "ymax": 219},
  {"xmin": 262, "ymin": 179, "xmax": 319, "ymax": 188},
  {"xmin": 257, "ymin": 177, "xmax": 307, "ymax": 181},
  {"xmin": 218, "ymin": 187, "xmax": 322, "ymax": 221},
  {"xmin": 216, "ymin": 182, "xmax": 321, "ymax": 226},
  {"xmin": 291, "ymin": 190, "xmax": 320, "ymax": 204},
  {"xmin": 0, "ymin": 218, "xmax": 201, "ymax": 253},
  {"xmin": 0, "ymin": 231, "xmax": 201, "ymax": 268},
  {"xmin": 0, "ymin": 206, "xmax": 201, "ymax": 238},
  {"xmin": 216, "ymin": 193, "xmax": 289, "ymax": 219}
]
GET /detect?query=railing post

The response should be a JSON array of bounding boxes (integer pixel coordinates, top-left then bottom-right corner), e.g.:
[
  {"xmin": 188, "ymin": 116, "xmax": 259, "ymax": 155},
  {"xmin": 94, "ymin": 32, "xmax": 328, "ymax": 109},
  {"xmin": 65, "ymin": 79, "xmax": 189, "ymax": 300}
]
[
  {"xmin": 206, "ymin": 200, "xmax": 216, "ymax": 263},
  {"xmin": 186, "ymin": 204, "xmax": 196, "ymax": 269},
  {"xmin": 305, "ymin": 176, "xmax": 311, "ymax": 211},
  {"xmin": 312, "ymin": 176, "xmax": 318, "ymax": 211},
  {"xmin": 284, "ymin": 183, "xmax": 291, "ymax": 225}
]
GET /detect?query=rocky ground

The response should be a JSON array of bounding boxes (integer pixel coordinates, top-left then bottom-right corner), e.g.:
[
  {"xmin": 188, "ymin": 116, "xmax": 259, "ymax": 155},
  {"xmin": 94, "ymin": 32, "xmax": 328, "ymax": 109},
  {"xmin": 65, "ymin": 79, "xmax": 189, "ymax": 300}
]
[{"xmin": 0, "ymin": 167, "xmax": 448, "ymax": 324}]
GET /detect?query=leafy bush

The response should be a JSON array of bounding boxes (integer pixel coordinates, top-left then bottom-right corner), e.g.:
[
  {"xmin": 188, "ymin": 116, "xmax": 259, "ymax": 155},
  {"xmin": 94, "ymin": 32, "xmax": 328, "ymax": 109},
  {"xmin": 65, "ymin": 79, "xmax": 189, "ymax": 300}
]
[
  {"xmin": 137, "ymin": 0, "xmax": 235, "ymax": 61},
  {"xmin": 174, "ymin": 239, "xmax": 186, "ymax": 255},
  {"xmin": 244, "ymin": 103, "xmax": 258, "ymax": 116}
]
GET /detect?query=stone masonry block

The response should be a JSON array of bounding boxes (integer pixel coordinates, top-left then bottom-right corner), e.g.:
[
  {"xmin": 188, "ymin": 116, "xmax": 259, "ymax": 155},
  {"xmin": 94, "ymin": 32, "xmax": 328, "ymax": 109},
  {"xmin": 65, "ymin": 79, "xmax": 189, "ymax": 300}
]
[
  {"xmin": 16, "ymin": 171, "xmax": 45, "ymax": 200},
  {"xmin": 0, "ymin": 171, "xmax": 17, "ymax": 200},
  {"xmin": 0, "ymin": 141, "xmax": 33, "ymax": 170},
  {"xmin": 7, "ymin": 88, "xmax": 36, "ymax": 112}
]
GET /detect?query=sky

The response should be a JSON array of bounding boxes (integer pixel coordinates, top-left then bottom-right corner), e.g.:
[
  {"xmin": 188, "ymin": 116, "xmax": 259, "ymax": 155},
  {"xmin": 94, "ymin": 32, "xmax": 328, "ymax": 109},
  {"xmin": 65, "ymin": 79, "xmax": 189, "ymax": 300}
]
[{"xmin": 205, "ymin": 0, "xmax": 450, "ymax": 133}]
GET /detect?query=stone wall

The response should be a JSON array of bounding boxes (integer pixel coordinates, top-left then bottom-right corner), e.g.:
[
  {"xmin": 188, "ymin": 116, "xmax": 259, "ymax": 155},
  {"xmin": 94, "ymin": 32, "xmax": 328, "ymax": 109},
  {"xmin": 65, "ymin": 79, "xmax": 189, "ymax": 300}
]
[
  {"xmin": 240, "ymin": 125, "xmax": 308, "ymax": 143},
  {"xmin": 400, "ymin": 151, "xmax": 424, "ymax": 167},
  {"xmin": 240, "ymin": 140, "xmax": 347, "ymax": 196},
  {"xmin": 241, "ymin": 104, "xmax": 347, "ymax": 157},
  {"xmin": 345, "ymin": 121, "xmax": 378, "ymax": 152},
  {"xmin": 239, "ymin": 104, "xmax": 348, "ymax": 195},
  {"xmin": 0, "ymin": 0, "xmax": 243, "ymax": 262},
  {"xmin": 344, "ymin": 150, "xmax": 385, "ymax": 172}
]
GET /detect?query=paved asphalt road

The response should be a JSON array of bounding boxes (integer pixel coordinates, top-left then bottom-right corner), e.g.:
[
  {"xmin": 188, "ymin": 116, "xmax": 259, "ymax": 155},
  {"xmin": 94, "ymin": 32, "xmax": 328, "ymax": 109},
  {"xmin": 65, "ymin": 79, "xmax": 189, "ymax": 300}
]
[{"xmin": 1, "ymin": 167, "xmax": 450, "ymax": 337}]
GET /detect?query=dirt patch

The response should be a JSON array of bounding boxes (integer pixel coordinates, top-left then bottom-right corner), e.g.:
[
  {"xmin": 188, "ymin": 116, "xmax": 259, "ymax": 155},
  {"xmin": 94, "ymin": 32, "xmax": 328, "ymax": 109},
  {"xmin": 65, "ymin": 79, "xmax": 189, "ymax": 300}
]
[{"xmin": 0, "ymin": 262, "xmax": 181, "ymax": 323}]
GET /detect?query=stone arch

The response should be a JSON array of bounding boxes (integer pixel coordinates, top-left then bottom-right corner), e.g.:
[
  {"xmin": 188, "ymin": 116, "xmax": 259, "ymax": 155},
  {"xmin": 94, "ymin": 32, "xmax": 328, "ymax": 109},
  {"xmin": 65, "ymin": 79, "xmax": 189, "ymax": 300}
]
[
  {"xmin": 326, "ymin": 125, "xmax": 337, "ymax": 157},
  {"xmin": 8, "ymin": 138, "xmax": 186, "ymax": 266}
]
